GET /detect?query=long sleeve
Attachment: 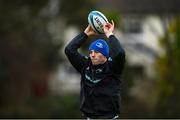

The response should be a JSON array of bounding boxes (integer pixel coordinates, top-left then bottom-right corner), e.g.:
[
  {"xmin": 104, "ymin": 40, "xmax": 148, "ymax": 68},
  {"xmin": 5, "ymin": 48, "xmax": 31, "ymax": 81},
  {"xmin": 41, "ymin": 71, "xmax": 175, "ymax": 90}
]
[
  {"xmin": 65, "ymin": 32, "xmax": 88, "ymax": 73},
  {"xmin": 108, "ymin": 35, "xmax": 125, "ymax": 74}
]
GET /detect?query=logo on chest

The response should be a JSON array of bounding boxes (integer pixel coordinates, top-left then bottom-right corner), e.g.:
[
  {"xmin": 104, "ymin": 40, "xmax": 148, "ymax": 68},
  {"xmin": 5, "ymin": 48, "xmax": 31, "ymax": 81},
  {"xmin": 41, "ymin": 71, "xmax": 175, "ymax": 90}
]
[{"xmin": 85, "ymin": 67, "xmax": 103, "ymax": 83}]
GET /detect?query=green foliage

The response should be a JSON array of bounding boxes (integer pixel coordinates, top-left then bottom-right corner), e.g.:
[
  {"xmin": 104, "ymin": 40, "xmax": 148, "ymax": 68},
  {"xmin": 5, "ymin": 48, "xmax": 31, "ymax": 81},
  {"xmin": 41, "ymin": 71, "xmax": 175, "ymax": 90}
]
[
  {"xmin": 0, "ymin": 95, "xmax": 81, "ymax": 118},
  {"xmin": 154, "ymin": 17, "xmax": 180, "ymax": 118},
  {"xmin": 0, "ymin": 0, "xmax": 62, "ymax": 114},
  {"xmin": 103, "ymin": 10, "xmax": 122, "ymax": 27},
  {"xmin": 29, "ymin": 95, "xmax": 81, "ymax": 118},
  {"xmin": 59, "ymin": 0, "xmax": 96, "ymax": 29}
]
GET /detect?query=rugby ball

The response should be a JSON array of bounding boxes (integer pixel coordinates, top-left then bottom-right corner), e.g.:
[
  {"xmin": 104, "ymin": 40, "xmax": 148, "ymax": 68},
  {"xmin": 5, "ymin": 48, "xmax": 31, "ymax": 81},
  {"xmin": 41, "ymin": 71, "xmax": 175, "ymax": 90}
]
[{"xmin": 88, "ymin": 10, "xmax": 109, "ymax": 34}]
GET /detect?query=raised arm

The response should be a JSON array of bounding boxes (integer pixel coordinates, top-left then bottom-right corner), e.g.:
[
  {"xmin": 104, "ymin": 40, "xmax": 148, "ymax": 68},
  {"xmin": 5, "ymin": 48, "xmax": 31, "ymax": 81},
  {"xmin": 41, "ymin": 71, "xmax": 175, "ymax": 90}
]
[
  {"xmin": 65, "ymin": 32, "xmax": 88, "ymax": 73},
  {"xmin": 104, "ymin": 20, "xmax": 126, "ymax": 74},
  {"xmin": 65, "ymin": 25, "xmax": 98, "ymax": 73}
]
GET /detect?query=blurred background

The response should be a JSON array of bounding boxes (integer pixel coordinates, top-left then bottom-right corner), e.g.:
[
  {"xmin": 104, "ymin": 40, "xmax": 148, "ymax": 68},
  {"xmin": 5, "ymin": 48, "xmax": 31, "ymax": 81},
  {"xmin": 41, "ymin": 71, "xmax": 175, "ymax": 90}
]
[{"xmin": 0, "ymin": 0, "xmax": 180, "ymax": 118}]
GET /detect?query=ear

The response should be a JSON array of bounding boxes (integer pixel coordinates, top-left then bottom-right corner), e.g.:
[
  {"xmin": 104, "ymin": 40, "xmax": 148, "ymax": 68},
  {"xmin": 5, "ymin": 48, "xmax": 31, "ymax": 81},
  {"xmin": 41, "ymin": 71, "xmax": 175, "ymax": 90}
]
[{"xmin": 103, "ymin": 55, "xmax": 107, "ymax": 60}]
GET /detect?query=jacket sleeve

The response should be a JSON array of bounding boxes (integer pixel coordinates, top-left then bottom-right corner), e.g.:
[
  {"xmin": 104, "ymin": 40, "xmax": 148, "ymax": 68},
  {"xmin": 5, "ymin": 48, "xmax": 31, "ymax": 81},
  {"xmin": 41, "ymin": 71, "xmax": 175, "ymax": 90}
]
[
  {"xmin": 65, "ymin": 32, "xmax": 88, "ymax": 73},
  {"xmin": 108, "ymin": 35, "xmax": 125, "ymax": 74}
]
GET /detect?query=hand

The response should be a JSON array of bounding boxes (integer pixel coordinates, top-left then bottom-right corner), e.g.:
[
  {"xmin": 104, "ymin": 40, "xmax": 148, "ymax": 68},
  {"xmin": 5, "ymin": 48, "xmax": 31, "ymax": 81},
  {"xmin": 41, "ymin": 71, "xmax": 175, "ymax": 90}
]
[
  {"xmin": 103, "ymin": 20, "xmax": 114, "ymax": 38},
  {"xmin": 84, "ymin": 25, "xmax": 98, "ymax": 36}
]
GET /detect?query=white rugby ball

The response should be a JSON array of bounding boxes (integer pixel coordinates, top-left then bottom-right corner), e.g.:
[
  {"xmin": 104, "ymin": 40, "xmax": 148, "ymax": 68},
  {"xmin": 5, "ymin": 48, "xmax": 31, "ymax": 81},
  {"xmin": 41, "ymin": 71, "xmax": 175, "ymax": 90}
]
[{"xmin": 88, "ymin": 10, "xmax": 108, "ymax": 34}]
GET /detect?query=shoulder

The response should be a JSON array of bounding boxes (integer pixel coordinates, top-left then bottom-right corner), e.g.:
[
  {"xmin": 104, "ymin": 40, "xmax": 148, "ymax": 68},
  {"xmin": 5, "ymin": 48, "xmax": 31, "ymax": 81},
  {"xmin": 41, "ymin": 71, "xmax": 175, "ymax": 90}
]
[
  {"xmin": 108, "ymin": 57, "xmax": 113, "ymax": 62},
  {"xmin": 107, "ymin": 57, "xmax": 113, "ymax": 68}
]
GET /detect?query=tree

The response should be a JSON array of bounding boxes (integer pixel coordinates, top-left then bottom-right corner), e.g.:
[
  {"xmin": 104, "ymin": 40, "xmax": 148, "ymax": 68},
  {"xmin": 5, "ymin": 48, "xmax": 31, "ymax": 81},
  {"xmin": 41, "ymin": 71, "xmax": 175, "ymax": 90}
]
[
  {"xmin": 0, "ymin": 0, "xmax": 63, "ymax": 117},
  {"xmin": 154, "ymin": 17, "xmax": 180, "ymax": 118}
]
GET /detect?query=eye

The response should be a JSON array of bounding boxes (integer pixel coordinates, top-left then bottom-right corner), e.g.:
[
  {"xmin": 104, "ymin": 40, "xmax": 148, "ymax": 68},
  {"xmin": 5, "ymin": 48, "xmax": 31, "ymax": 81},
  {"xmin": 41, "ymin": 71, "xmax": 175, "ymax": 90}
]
[
  {"xmin": 94, "ymin": 51, "xmax": 99, "ymax": 53},
  {"xmin": 89, "ymin": 51, "xmax": 93, "ymax": 54},
  {"xmin": 89, "ymin": 50, "xmax": 99, "ymax": 54}
]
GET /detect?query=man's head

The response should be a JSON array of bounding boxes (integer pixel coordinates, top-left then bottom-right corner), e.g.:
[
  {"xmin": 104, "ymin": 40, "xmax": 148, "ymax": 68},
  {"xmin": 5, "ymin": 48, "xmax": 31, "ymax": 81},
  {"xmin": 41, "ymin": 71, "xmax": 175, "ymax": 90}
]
[{"xmin": 89, "ymin": 39, "xmax": 109, "ymax": 65}]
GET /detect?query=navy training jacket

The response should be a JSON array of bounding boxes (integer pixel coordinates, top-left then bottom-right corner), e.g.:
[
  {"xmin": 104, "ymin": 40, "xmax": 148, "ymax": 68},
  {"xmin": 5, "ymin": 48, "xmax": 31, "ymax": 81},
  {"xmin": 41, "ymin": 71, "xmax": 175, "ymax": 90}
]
[{"xmin": 65, "ymin": 32, "xmax": 125, "ymax": 118}]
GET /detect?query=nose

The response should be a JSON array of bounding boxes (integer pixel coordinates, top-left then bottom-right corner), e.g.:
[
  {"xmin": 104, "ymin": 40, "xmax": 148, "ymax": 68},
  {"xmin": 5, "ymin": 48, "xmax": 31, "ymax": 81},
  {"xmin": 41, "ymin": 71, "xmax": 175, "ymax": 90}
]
[{"xmin": 90, "ymin": 51, "xmax": 96, "ymax": 57}]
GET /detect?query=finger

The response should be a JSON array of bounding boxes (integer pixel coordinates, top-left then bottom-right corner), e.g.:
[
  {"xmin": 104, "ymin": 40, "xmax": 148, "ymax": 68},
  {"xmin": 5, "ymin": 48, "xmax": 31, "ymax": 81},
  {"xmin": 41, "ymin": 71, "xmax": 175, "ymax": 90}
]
[
  {"xmin": 105, "ymin": 22, "xmax": 111, "ymax": 27},
  {"xmin": 111, "ymin": 20, "xmax": 114, "ymax": 26},
  {"xmin": 88, "ymin": 24, "xmax": 91, "ymax": 28},
  {"xmin": 104, "ymin": 22, "xmax": 109, "ymax": 27}
]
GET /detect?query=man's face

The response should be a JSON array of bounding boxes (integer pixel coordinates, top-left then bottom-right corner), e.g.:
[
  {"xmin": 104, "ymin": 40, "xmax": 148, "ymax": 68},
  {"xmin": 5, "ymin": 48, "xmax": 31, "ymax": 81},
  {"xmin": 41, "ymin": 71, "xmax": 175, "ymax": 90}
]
[{"xmin": 89, "ymin": 50, "xmax": 107, "ymax": 65}]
